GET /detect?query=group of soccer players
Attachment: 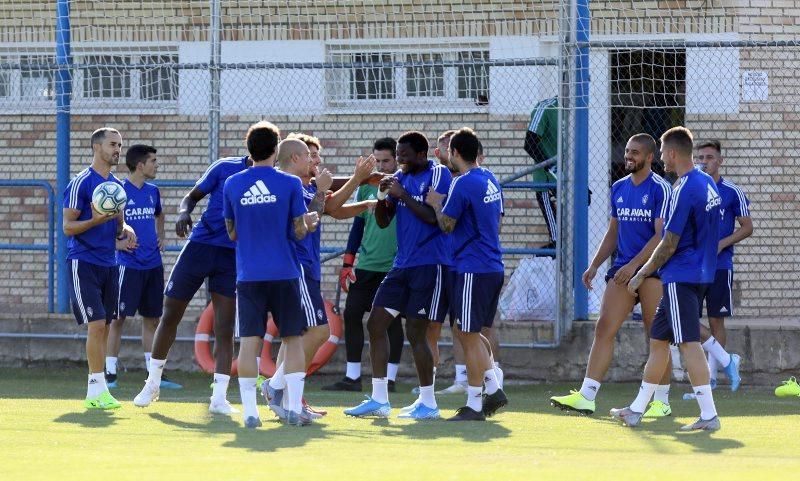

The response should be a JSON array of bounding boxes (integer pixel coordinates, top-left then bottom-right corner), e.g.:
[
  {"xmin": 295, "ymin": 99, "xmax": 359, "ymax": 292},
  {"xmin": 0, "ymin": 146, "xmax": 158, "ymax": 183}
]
[{"xmin": 65, "ymin": 122, "xmax": 508, "ymax": 426}]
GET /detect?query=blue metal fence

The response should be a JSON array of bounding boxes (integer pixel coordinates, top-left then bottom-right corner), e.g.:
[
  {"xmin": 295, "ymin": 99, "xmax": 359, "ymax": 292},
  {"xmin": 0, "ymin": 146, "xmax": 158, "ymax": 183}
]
[{"xmin": 0, "ymin": 180, "xmax": 56, "ymax": 312}]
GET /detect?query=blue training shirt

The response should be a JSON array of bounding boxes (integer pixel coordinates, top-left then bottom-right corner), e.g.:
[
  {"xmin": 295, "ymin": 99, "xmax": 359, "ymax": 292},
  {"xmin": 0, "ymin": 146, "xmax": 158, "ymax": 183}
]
[
  {"xmin": 223, "ymin": 166, "xmax": 307, "ymax": 282},
  {"xmin": 295, "ymin": 183, "xmax": 322, "ymax": 280},
  {"xmin": 609, "ymin": 172, "xmax": 671, "ymax": 269},
  {"xmin": 716, "ymin": 177, "xmax": 750, "ymax": 270},
  {"xmin": 190, "ymin": 156, "xmax": 248, "ymax": 249},
  {"xmin": 659, "ymin": 168, "xmax": 721, "ymax": 284},
  {"xmin": 387, "ymin": 160, "xmax": 452, "ymax": 268},
  {"xmin": 118, "ymin": 180, "xmax": 163, "ymax": 270},
  {"xmin": 63, "ymin": 167, "xmax": 122, "ymax": 267},
  {"xmin": 442, "ymin": 167, "xmax": 504, "ymax": 274}
]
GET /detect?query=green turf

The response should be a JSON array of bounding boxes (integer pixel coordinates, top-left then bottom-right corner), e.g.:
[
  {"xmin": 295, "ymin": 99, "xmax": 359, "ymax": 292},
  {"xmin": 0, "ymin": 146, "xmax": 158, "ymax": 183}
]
[{"xmin": 0, "ymin": 367, "xmax": 798, "ymax": 481}]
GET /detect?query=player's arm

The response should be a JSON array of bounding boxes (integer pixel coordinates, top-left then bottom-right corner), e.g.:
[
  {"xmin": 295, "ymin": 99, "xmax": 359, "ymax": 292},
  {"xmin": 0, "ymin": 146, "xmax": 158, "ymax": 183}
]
[
  {"xmin": 425, "ymin": 188, "xmax": 456, "ymax": 233},
  {"xmin": 117, "ymin": 213, "xmax": 138, "ymax": 250},
  {"xmin": 176, "ymin": 187, "xmax": 207, "ymax": 238},
  {"xmin": 582, "ymin": 218, "xmax": 619, "ymax": 290},
  {"xmin": 326, "ymin": 200, "xmax": 377, "ymax": 220},
  {"xmin": 293, "ymin": 212, "xmax": 319, "ymax": 240},
  {"xmin": 375, "ymin": 176, "xmax": 396, "ymax": 228},
  {"xmin": 719, "ymin": 215, "xmax": 753, "ymax": 253},
  {"xmin": 325, "ymin": 155, "xmax": 376, "ymax": 213},
  {"xmin": 627, "ymin": 231, "xmax": 680, "ymax": 296},
  {"xmin": 386, "ymin": 176, "xmax": 437, "ymax": 225},
  {"xmin": 62, "ymin": 207, "xmax": 115, "ymax": 236},
  {"xmin": 156, "ymin": 212, "xmax": 165, "ymax": 250},
  {"xmin": 225, "ymin": 218, "xmax": 236, "ymax": 241},
  {"xmin": 612, "ymin": 218, "xmax": 664, "ymax": 286}
]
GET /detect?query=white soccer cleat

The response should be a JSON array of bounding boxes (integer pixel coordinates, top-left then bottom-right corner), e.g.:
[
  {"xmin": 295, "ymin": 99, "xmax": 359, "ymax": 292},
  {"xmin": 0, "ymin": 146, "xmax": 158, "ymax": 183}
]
[
  {"xmin": 209, "ymin": 398, "xmax": 239, "ymax": 415},
  {"xmin": 435, "ymin": 382, "xmax": 467, "ymax": 395},
  {"xmin": 133, "ymin": 382, "xmax": 160, "ymax": 407}
]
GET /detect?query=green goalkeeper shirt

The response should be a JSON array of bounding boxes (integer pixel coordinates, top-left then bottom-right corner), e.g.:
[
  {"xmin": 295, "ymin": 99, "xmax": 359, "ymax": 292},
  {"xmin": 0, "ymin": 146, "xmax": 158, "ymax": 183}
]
[
  {"xmin": 528, "ymin": 97, "xmax": 558, "ymax": 188},
  {"xmin": 355, "ymin": 184, "xmax": 397, "ymax": 273}
]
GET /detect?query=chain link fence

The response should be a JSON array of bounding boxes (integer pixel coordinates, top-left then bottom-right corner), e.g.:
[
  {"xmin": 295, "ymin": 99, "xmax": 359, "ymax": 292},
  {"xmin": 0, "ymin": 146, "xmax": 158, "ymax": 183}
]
[{"xmin": 0, "ymin": 1, "xmax": 798, "ymax": 343}]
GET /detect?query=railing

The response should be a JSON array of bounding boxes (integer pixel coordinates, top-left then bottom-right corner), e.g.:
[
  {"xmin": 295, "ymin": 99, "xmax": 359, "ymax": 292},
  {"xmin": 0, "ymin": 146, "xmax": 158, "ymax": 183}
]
[{"xmin": 0, "ymin": 180, "xmax": 56, "ymax": 312}]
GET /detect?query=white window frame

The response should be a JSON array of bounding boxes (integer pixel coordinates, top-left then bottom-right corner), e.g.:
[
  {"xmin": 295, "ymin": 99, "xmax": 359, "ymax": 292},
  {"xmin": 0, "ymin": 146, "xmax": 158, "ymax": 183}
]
[{"xmin": 325, "ymin": 39, "xmax": 491, "ymax": 113}]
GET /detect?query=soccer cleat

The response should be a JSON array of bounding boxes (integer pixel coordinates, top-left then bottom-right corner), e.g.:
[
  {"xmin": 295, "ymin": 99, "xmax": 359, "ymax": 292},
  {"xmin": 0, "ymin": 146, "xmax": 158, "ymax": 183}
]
[
  {"xmin": 724, "ymin": 353, "xmax": 742, "ymax": 392},
  {"xmin": 435, "ymin": 381, "xmax": 467, "ymax": 395},
  {"xmin": 680, "ymin": 416, "xmax": 721, "ymax": 431},
  {"xmin": 244, "ymin": 416, "xmax": 262, "ymax": 429},
  {"xmin": 399, "ymin": 398, "xmax": 421, "ymax": 415},
  {"xmin": 482, "ymin": 389, "xmax": 508, "ymax": 417},
  {"xmin": 775, "ymin": 377, "xmax": 800, "ymax": 397},
  {"xmin": 208, "ymin": 398, "xmax": 239, "ymax": 415},
  {"xmin": 159, "ymin": 376, "xmax": 183, "ymax": 390},
  {"xmin": 286, "ymin": 409, "xmax": 314, "ymax": 426},
  {"xmin": 133, "ymin": 381, "xmax": 160, "ymax": 407},
  {"xmin": 643, "ymin": 400, "xmax": 672, "ymax": 418},
  {"xmin": 550, "ymin": 390, "xmax": 595, "ymax": 415},
  {"xmin": 410, "ymin": 386, "xmax": 421, "ymax": 395},
  {"xmin": 609, "ymin": 407, "xmax": 643, "ymax": 427},
  {"xmin": 263, "ymin": 383, "xmax": 286, "ymax": 420},
  {"xmin": 105, "ymin": 372, "xmax": 118, "ymax": 389},
  {"xmin": 344, "ymin": 396, "xmax": 391, "ymax": 418},
  {"xmin": 302, "ymin": 397, "xmax": 327, "ymax": 418},
  {"xmin": 321, "ymin": 376, "xmax": 362, "ymax": 392},
  {"xmin": 447, "ymin": 406, "xmax": 486, "ymax": 421},
  {"xmin": 397, "ymin": 403, "xmax": 440, "ymax": 420},
  {"xmin": 84, "ymin": 391, "xmax": 121, "ymax": 410}
]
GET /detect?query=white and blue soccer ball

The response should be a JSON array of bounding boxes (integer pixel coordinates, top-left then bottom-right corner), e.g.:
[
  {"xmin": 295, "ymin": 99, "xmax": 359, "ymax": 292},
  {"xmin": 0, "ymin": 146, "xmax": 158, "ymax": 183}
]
[{"xmin": 91, "ymin": 181, "xmax": 127, "ymax": 215}]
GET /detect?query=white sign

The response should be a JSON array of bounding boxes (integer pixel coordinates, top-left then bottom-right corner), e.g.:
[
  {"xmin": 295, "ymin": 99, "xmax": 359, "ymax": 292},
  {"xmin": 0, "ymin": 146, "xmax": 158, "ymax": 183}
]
[{"xmin": 742, "ymin": 71, "xmax": 768, "ymax": 102}]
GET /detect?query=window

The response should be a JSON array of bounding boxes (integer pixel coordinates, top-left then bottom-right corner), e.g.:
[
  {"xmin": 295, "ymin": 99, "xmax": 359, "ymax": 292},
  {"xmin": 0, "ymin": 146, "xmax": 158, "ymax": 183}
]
[
  {"xmin": 82, "ymin": 55, "xmax": 131, "ymax": 99},
  {"xmin": 140, "ymin": 55, "xmax": 178, "ymax": 101},
  {"xmin": 21, "ymin": 56, "xmax": 54, "ymax": 100},
  {"xmin": 326, "ymin": 45, "xmax": 489, "ymax": 109}
]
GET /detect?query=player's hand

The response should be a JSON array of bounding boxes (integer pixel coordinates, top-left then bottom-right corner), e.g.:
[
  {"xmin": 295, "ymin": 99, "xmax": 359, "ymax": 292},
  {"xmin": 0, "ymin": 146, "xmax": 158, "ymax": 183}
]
[
  {"xmin": 717, "ymin": 240, "xmax": 724, "ymax": 254},
  {"xmin": 364, "ymin": 199, "xmax": 378, "ymax": 213},
  {"xmin": 627, "ymin": 272, "xmax": 645, "ymax": 296},
  {"xmin": 582, "ymin": 265, "xmax": 597, "ymax": 290},
  {"xmin": 315, "ymin": 168, "xmax": 333, "ymax": 193},
  {"xmin": 613, "ymin": 262, "xmax": 637, "ymax": 286},
  {"xmin": 157, "ymin": 236, "xmax": 165, "ymax": 252},
  {"xmin": 425, "ymin": 187, "xmax": 445, "ymax": 209},
  {"xmin": 176, "ymin": 211, "xmax": 193, "ymax": 238},
  {"xmin": 304, "ymin": 211, "xmax": 319, "ymax": 232},
  {"xmin": 386, "ymin": 177, "xmax": 404, "ymax": 198},
  {"xmin": 121, "ymin": 224, "xmax": 138, "ymax": 250},
  {"xmin": 364, "ymin": 171, "xmax": 384, "ymax": 187},
  {"xmin": 353, "ymin": 155, "xmax": 376, "ymax": 182},
  {"xmin": 90, "ymin": 204, "xmax": 116, "ymax": 224},
  {"xmin": 378, "ymin": 175, "xmax": 393, "ymax": 193},
  {"xmin": 116, "ymin": 237, "xmax": 134, "ymax": 252},
  {"xmin": 339, "ymin": 253, "xmax": 357, "ymax": 292}
]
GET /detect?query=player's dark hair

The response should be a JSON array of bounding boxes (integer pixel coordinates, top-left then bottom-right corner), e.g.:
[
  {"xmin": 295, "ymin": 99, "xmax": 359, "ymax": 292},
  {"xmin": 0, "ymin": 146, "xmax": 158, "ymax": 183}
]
[
  {"xmin": 660, "ymin": 126, "xmax": 694, "ymax": 158},
  {"xmin": 126, "ymin": 144, "xmax": 157, "ymax": 172},
  {"xmin": 91, "ymin": 127, "xmax": 120, "ymax": 147},
  {"xmin": 695, "ymin": 139, "xmax": 722, "ymax": 154},
  {"xmin": 628, "ymin": 133, "xmax": 656, "ymax": 156},
  {"xmin": 397, "ymin": 131, "xmax": 429, "ymax": 155},
  {"xmin": 449, "ymin": 127, "xmax": 481, "ymax": 164},
  {"xmin": 373, "ymin": 137, "xmax": 396, "ymax": 157},
  {"xmin": 477, "ymin": 140, "xmax": 484, "ymax": 157},
  {"xmin": 246, "ymin": 121, "xmax": 281, "ymax": 161},
  {"xmin": 286, "ymin": 132, "xmax": 321, "ymax": 151}
]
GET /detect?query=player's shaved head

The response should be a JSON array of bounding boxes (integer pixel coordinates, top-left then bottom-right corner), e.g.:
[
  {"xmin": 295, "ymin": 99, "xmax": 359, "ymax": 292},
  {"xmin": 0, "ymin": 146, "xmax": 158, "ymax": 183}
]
[
  {"xmin": 277, "ymin": 138, "xmax": 309, "ymax": 169},
  {"xmin": 660, "ymin": 126, "xmax": 694, "ymax": 159},
  {"xmin": 628, "ymin": 133, "xmax": 656, "ymax": 156},
  {"xmin": 91, "ymin": 127, "xmax": 120, "ymax": 147}
]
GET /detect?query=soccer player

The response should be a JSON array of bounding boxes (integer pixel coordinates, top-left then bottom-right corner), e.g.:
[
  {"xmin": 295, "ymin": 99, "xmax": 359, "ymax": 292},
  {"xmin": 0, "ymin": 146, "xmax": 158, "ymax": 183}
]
[
  {"xmin": 134, "ymin": 129, "xmax": 254, "ymax": 413},
  {"xmin": 426, "ymin": 127, "xmax": 507, "ymax": 421},
  {"xmin": 694, "ymin": 140, "xmax": 751, "ymax": 391},
  {"xmin": 524, "ymin": 96, "xmax": 558, "ymax": 249},
  {"xmin": 549, "ymin": 133, "xmax": 673, "ymax": 417},
  {"xmin": 262, "ymin": 134, "xmax": 376, "ymax": 419},
  {"xmin": 222, "ymin": 125, "xmax": 319, "ymax": 428},
  {"xmin": 324, "ymin": 137, "xmax": 405, "ymax": 393},
  {"xmin": 344, "ymin": 131, "xmax": 452, "ymax": 419},
  {"xmin": 63, "ymin": 127, "xmax": 137, "ymax": 409},
  {"xmin": 105, "ymin": 145, "xmax": 181, "ymax": 390},
  {"xmin": 612, "ymin": 126, "xmax": 722, "ymax": 431}
]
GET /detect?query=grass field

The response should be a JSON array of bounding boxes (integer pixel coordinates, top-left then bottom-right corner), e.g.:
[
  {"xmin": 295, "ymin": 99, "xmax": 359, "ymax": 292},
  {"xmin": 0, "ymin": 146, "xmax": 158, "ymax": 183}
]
[{"xmin": 1, "ymin": 367, "xmax": 798, "ymax": 481}]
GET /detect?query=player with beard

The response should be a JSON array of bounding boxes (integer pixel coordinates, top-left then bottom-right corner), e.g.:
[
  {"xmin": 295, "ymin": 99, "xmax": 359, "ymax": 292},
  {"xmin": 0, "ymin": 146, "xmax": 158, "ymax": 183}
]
[{"xmin": 550, "ymin": 133, "xmax": 674, "ymax": 417}]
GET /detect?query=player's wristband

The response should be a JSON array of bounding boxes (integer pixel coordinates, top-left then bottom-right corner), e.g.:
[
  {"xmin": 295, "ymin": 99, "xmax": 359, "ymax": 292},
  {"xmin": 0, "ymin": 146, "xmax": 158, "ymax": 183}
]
[{"xmin": 377, "ymin": 189, "xmax": 387, "ymax": 201}]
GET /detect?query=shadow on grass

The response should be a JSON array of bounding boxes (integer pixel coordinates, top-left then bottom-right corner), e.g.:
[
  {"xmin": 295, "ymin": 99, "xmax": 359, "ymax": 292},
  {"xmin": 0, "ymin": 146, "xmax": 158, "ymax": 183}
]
[{"xmin": 53, "ymin": 410, "xmax": 120, "ymax": 429}]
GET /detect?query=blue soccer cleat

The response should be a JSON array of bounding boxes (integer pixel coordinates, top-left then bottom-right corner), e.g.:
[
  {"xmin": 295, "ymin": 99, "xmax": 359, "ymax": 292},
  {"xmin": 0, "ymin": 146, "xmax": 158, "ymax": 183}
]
[
  {"xmin": 344, "ymin": 396, "xmax": 391, "ymax": 418},
  {"xmin": 160, "ymin": 376, "xmax": 183, "ymax": 390},
  {"xmin": 263, "ymin": 382, "xmax": 286, "ymax": 420},
  {"xmin": 397, "ymin": 403, "xmax": 440, "ymax": 420},
  {"xmin": 724, "ymin": 353, "xmax": 742, "ymax": 392}
]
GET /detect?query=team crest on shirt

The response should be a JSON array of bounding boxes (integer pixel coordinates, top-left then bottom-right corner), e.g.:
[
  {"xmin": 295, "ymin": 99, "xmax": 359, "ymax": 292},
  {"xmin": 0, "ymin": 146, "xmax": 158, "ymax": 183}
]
[
  {"xmin": 419, "ymin": 182, "xmax": 427, "ymax": 194},
  {"xmin": 120, "ymin": 302, "xmax": 126, "ymax": 312},
  {"xmin": 641, "ymin": 194, "xmax": 648, "ymax": 205},
  {"xmin": 149, "ymin": 195, "xmax": 155, "ymax": 204}
]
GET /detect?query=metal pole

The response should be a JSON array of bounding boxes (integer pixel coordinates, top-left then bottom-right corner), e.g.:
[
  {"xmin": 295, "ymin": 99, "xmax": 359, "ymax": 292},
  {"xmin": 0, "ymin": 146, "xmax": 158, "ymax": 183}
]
[
  {"xmin": 55, "ymin": 0, "xmax": 71, "ymax": 313},
  {"xmin": 208, "ymin": 0, "xmax": 221, "ymax": 165},
  {"xmin": 573, "ymin": 0, "xmax": 590, "ymax": 321}
]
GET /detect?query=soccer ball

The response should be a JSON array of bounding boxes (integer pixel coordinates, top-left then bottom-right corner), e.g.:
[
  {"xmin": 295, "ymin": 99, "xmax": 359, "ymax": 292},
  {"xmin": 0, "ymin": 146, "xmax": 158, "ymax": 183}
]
[{"xmin": 92, "ymin": 181, "xmax": 127, "ymax": 215}]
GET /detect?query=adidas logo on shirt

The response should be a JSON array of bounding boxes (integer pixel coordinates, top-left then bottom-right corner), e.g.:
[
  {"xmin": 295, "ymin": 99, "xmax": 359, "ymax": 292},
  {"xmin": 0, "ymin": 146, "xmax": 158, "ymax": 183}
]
[
  {"xmin": 617, "ymin": 196, "xmax": 624, "ymax": 203},
  {"xmin": 705, "ymin": 184, "xmax": 721, "ymax": 212},
  {"xmin": 241, "ymin": 180, "xmax": 277, "ymax": 205},
  {"xmin": 484, "ymin": 180, "xmax": 502, "ymax": 203},
  {"xmin": 127, "ymin": 199, "xmax": 136, "ymax": 206}
]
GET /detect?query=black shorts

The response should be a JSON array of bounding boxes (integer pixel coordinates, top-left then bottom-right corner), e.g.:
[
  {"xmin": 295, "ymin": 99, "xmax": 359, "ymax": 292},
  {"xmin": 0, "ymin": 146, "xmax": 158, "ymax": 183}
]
[
  {"xmin": 453, "ymin": 272, "xmax": 504, "ymax": 333},
  {"xmin": 702, "ymin": 269, "xmax": 733, "ymax": 318},
  {"xmin": 165, "ymin": 241, "xmax": 236, "ymax": 300},
  {"xmin": 118, "ymin": 265, "xmax": 164, "ymax": 318},
  {"xmin": 650, "ymin": 282, "xmax": 706, "ymax": 344},
  {"xmin": 235, "ymin": 279, "xmax": 311, "ymax": 338},
  {"xmin": 67, "ymin": 259, "xmax": 118, "ymax": 325},
  {"xmin": 430, "ymin": 265, "xmax": 458, "ymax": 325}
]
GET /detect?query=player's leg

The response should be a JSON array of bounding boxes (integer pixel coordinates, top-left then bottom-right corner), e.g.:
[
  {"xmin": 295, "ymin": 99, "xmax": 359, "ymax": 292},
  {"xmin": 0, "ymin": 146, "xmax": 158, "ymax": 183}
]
[
  {"xmin": 106, "ymin": 265, "xmax": 135, "ymax": 388},
  {"xmin": 105, "ymin": 315, "xmax": 124, "ymax": 388},
  {"xmin": 235, "ymin": 281, "xmax": 268, "ymax": 429},
  {"xmin": 208, "ymin": 292, "xmax": 236, "ymax": 414},
  {"xmin": 701, "ymin": 269, "xmax": 740, "ymax": 391},
  {"xmin": 401, "ymin": 265, "xmax": 440, "ymax": 414},
  {"xmin": 438, "ymin": 323, "xmax": 468, "ymax": 394},
  {"xmin": 639, "ymin": 277, "xmax": 672, "ymax": 417},
  {"xmin": 426, "ymin": 322, "xmax": 443, "ymax": 369},
  {"xmin": 481, "ymin": 326, "xmax": 503, "ymax": 388},
  {"xmin": 449, "ymin": 272, "xmax": 505, "ymax": 421},
  {"xmin": 387, "ymin": 315, "xmax": 404, "ymax": 390},
  {"xmin": 344, "ymin": 269, "xmax": 403, "ymax": 417},
  {"xmin": 551, "ymin": 277, "xmax": 634, "ymax": 414}
]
